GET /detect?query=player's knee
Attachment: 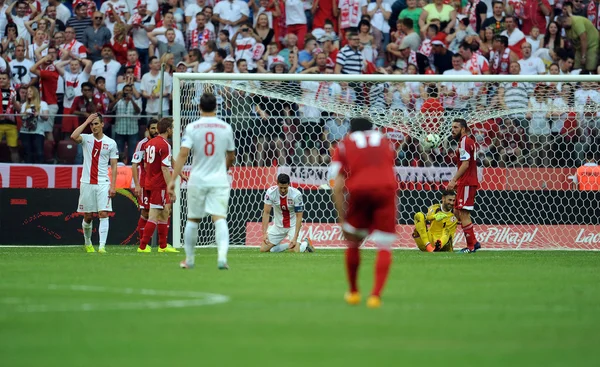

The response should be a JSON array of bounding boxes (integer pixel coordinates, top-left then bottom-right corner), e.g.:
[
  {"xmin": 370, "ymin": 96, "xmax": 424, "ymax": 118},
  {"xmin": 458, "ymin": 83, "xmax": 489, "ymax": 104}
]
[
  {"xmin": 414, "ymin": 212, "xmax": 425, "ymax": 223},
  {"xmin": 83, "ymin": 213, "xmax": 93, "ymax": 222},
  {"xmin": 259, "ymin": 241, "xmax": 272, "ymax": 253},
  {"xmin": 98, "ymin": 211, "xmax": 109, "ymax": 219}
]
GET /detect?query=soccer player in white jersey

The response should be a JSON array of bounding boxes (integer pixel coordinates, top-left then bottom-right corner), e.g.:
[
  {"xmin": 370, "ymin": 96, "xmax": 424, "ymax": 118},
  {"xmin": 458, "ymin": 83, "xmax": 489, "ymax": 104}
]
[
  {"xmin": 260, "ymin": 174, "xmax": 314, "ymax": 253},
  {"xmin": 71, "ymin": 113, "xmax": 119, "ymax": 253},
  {"xmin": 169, "ymin": 93, "xmax": 236, "ymax": 270}
]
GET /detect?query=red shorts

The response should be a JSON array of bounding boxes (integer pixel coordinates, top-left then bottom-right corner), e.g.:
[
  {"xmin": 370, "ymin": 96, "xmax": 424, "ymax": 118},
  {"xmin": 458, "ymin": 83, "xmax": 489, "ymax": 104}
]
[
  {"xmin": 139, "ymin": 188, "xmax": 150, "ymax": 210},
  {"xmin": 455, "ymin": 185, "xmax": 477, "ymax": 211},
  {"xmin": 345, "ymin": 188, "xmax": 397, "ymax": 235},
  {"xmin": 146, "ymin": 188, "xmax": 170, "ymax": 209}
]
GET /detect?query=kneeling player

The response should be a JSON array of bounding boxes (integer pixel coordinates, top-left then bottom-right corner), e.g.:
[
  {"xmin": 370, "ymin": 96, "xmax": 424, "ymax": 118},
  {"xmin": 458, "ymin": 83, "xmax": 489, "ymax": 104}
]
[
  {"xmin": 260, "ymin": 174, "xmax": 315, "ymax": 253},
  {"xmin": 413, "ymin": 190, "xmax": 458, "ymax": 252}
]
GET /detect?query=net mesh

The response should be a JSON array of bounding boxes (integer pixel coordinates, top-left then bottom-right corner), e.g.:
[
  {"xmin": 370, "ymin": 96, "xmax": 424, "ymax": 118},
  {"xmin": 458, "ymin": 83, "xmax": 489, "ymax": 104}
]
[{"xmin": 175, "ymin": 75, "xmax": 600, "ymax": 250}]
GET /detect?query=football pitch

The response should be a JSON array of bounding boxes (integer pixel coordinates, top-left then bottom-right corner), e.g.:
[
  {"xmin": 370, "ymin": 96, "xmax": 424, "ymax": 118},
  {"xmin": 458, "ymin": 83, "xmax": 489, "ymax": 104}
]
[{"xmin": 0, "ymin": 247, "xmax": 599, "ymax": 367}]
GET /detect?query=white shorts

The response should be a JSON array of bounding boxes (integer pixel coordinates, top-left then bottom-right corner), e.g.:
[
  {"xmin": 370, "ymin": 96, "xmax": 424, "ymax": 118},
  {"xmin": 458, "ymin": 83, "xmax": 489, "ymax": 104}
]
[
  {"xmin": 78, "ymin": 183, "xmax": 112, "ymax": 213},
  {"xmin": 187, "ymin": 185, "xmax": 230, "ymax": 219},
  {"xmin": 267, "ymin": 226, "xmax": 295, "ymax": 246}
]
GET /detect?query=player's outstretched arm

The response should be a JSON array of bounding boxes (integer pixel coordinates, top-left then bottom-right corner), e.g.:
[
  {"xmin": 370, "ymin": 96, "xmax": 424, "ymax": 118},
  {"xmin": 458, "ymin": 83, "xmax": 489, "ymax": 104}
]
[
  {"xmin": 71, "ymin": 113, "xmax": 97, "ymax": 144},
  {"xmin": 168, "ymin": 147, "xmax": 190, "ymax": 199}
]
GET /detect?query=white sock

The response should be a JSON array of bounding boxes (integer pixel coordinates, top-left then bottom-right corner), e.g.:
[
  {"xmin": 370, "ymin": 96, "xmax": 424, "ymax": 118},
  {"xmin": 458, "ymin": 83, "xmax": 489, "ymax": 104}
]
[
  {"xmin": 98, "ymin": 217, "xmax": 109, "ymax": 247},
  {"xmin": 214, "ymin": 218, "xmax": 229, "ymax": 263},
  {"xmin": 269, "ymin": 244, "xmax": 288, "ymax": 253},
  {"xmin": 184, "ymin": 221, "xmax": 199, "ymax": 265},
  {"xmin": 82, "ymin": 219, "xmax": 92, "ymax": 245}
]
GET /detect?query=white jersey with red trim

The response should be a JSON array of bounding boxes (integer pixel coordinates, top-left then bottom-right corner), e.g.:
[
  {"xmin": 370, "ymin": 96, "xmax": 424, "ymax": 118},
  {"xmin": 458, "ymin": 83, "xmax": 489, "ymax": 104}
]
[
  {"xmin": 264, "ymin": 186, "xmax": 304, "ymax": 229},
  {"xmin": 79, "ymin": 134, "xmax": 119, "ymax": 184}
]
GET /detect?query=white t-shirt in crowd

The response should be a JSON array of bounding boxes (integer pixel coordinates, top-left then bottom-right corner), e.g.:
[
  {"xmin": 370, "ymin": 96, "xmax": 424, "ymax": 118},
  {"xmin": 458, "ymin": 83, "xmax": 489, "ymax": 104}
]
[
  {"xmin": 213, "ymin": 0, "xmax": 249, "ymax": 38},
  {"xmin": 141, "ymin": 71, "xmax": 172, "ymax": 113},
  {"xmin": 181, "ymin": 116, "xmax": 235, "ymax": 188},
  {"xmin": 518, "ymin": 56, "xmax": 545, "ymax": 75},
  {"xmin": 9, "ymin": 58, "xmax": 35, "ymax": 87},
  {"xmin": 63, "ymin": 71, "xmax": 90, "ymax": 109},
  {"xmin": 367, "ymin": 2, "xmax": 392, "ymax": 33},
  {"xmin": 91, "ymin": 60, "xmax": 121, "ymax": 94},
  {"xmin": 286, "ymin": 0, "xmax": 307, "ymax": 25}
]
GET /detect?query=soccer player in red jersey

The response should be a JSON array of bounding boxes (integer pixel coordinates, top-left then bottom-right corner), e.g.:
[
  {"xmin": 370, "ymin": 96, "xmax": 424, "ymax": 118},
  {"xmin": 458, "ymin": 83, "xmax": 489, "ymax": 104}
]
[
  {"xmin": 447, "ymin": 118, "xmax": 482, "ymax": 253},
  {"xmin": 330, "ymin": 117, "xmax": 398, "ymax": 309},
  {"xmin": 131, "ymin": 119, "xmax": 158, "ymax": 242},
  {"xmin": 138, "ymin": 118, "xmax": 179, "ymax": 253}
]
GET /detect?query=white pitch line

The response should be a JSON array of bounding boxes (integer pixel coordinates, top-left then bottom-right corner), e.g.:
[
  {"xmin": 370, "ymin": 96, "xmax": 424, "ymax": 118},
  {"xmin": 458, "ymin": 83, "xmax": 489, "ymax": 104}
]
[{"xmin": 0, "ymin": 284, "xmax": 229, "ymax": 314}]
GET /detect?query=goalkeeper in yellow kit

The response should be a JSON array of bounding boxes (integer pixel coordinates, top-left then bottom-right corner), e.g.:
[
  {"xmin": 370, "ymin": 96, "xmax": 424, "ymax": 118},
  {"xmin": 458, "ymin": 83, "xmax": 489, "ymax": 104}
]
[{"xmin": 412, "ymin": 190, "xmax": 458, "ymax": 252}]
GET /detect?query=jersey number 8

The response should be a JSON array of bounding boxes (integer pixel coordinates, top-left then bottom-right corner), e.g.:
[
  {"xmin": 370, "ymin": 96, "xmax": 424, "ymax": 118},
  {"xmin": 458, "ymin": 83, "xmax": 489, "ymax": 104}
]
[{"xmin": 205, "ymin": 132, "xmax": 215, "ymax": 156}]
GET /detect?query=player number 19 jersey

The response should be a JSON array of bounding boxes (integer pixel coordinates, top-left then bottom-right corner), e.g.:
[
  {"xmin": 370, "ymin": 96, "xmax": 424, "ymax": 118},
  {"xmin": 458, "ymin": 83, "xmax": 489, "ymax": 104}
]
[
  {"xmin": 264, "ymin": 186, "xmax": 303, "ymax": 229},
  {"xmin": 181, "ymin": 116, "xmax": 235, "ymax": 188}
]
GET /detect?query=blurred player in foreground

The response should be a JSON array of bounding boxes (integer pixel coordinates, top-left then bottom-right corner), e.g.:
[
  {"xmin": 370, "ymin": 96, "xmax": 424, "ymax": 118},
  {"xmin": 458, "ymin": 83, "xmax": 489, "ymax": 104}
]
[
  {"xmin": 413, "ymin": 190, "xmax": 458, "ymax": 252},
  {"xmin": 131, "ymin": 119, "xmax": 158, "ymax": 242},
  {"xmin": 137, "ymin": 118, "xmax": 179, "ymax": 253},
  {"xmin": 330, "ymin": 117, "xmax": 398, "ymax": 308},
  {"xmin": 71, "ymin": 113, "xmax": 118, "ymax": 254},
  {"xmin": 261, "ymin": 174, "xmax": 315, "ymax": 253},
  {"xmin": 447, "ymin": 118, "xmax": 482, "ymax": 253},
  {"xmin": 169, "ymin": 93, "xmax": 236, "ymax": 270}
]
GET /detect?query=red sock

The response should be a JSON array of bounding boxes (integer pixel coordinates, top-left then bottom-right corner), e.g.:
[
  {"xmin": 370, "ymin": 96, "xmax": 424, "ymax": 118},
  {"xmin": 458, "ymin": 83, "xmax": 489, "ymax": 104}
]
[
  {"xmin": 137, "ymin": 216, "xmax": 147, "ymax": 242},
  {"xmin": 158, "ymin": 221, "xmax": 168, "ymax": 249},
  {"xmin": 140, "ymin": 220, "xmax": 157, "ymax": 250},
  {"xmin": 462, "ymin": 223, "xmax": 477, "ymax": 251},
  {"xmin": 372, "ymin": 249, "xmax": 392, "ymax": 297},
  {"xmin": 345, "ymin": 246, "xmax": 360, "ymax": 293}
]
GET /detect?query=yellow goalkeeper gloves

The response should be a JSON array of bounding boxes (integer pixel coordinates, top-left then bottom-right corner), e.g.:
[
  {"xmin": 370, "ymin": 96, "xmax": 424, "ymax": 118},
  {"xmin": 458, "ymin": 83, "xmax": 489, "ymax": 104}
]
[{"xmin": 434, "ymin": 211, "xmax": 451, "ymax": 222}]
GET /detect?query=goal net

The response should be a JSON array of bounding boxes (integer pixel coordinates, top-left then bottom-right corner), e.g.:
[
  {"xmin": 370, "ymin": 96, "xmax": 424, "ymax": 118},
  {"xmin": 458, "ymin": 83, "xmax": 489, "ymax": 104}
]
[{"xmin": 172, "ymin": 73, "xmax": 600, "ymax": 250}]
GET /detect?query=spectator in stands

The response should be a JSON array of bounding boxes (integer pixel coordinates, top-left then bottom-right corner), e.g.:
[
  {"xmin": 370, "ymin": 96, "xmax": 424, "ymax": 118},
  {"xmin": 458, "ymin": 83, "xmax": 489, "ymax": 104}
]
[
  {"xmin": 490, "ymin": 35, "xmax": 519, "ymax": 74},
  {"xmin": 431, "ymin": 33, "xmax": 453, "ymax": 74},
  {"xmin": 117, "ymin": 50, "xmax": 144, "ymax": 84},
  {"xmin": 154, "ymin": 12, "xmax": 185, "ymax": 47},
  {"xmin": 141, "ymin": 56, "xmax": 172, "ymax": 117},
  {"xmin": 20, "ymin": 85, "xmax": 48, "ymax": 164},
  {"xmin": 441, "ymin": 54, "xmax": 473, "ymax": 115},
  {"xmin": 298, "ymin": 35, "xmax": 317, "ymax": 69},
  {"xmin": 447, "ymin": 16, "xmax": 477, "ymax": 54},
  {"xmin": 279, "ymin": 33, "xmax": 298, "ymax": 64},
  {"xmin": 1, "ymin": 23, "xmax": 24, "ymax": 61},
  {"xmin": 66, "ymin": 3, "xmax": 92, "ymax": 42},
  {"xmin": 93, "ymin": 76, "xmax": 114, "ymax": 118},
  {"xmin": 62, "ymin": 26, "xmax": 87, "ymax": 59},
  {"xmin": 185, "ymin": 0, "xmax": 205, "ymax": 27},
  {"xmin": 213, "ymin": 0, "xmax": 249, "ymax": 38},
  {"xmin": 542, "ymin": 21, "xmax": 564, "ymax": 52},
  {"xmin": 254, "ymin": 12, "xmax": 274, "ymax": 47},
  {"xmin": 518, "ymin": 42, "xmax": 545, "ymax": 75},
  {"xmin": 217, "ymin": 29, "xmax": 232, "ymax": 55},
  {"xmin": 0, "ymin": 71, "xmax": 20, "ymax": 163},
  {"xmin": 100, "ymin": 0, "xmax": 130, "ymax": 22},
  {"xmin": 90, "ymin": 45, "xmax": 121, "ymax": 94},
  {"xmin": 108, "ymin": 84, "xmax": 141, "ymax": 162},
  {"xmin": 5, "ymin": 1, "xmax": 37, "ymax": 41},
  {"xmin": 367, "ymin": 0, "xmax": 391, "ymax": 67},
  {"xmin": 496, "ymin": 61, "xmax": 531, "ymax": 121},
  {"xmin": 526, "ymin": 84, "xmax": 552, "ymax": 167},
  {"xmin": 358, "ymin": 19, "xmax": 376, "ymax": 63},
  {"xmin": 558, "ymin": 15, "xmax": 599, "ymax": 72},
  {"xmin": 512, "ymin": 0, "xmax": 550, "ymax": 36},
  {"xmin": 500, "ymin": 15, "xmax": 525, "ymax": 57},
  {"xmin": 56, "ymin": 57, "xmax": 92, "ymax": 136},
  {"xmin": 462, "ymin": 0, "xmax": 487, "ymax": 34},
  {"xmin": 232, "ymin": 23, "xmax": 259, "ymax": 72},
  {"xmin": 82, "ymin": 12, "xmax": 112, "ymax": 63},
  {"xmin": 399, "ymin": 0, "xmax": 422, "ymax": 35},
  {"xmin": 9, "ymin": 44, "xmax": 36, "ymax": 90},
  {"xmin": 25, "ymin": 14, "xmax": 55, "ymax": 42},
  {"xmin": 30, "ymin": 48, "xmax": 59, "ymax": 141},
  {"xmin": 419, "ymin": 0, "xmax": 456, "ymax": 35},
  {"xmin": 312, "ymin": 0, "xmax": 337, "ymax": 34},
  {"xmin": 338, "ymin": 0, "xmax": 367, "ymax": 44},
  {"xmin": 28, "ymin": 29, "xmax": 48, "ymax": 62},
  {"xmin": 335, "ymin": 31, "xmax": 363, "ymax": 74},
  {"xmin": 188, "ymin": 12, "xmax": 215, "ymax": 55},
  {"xmin": 44, "ymin": 6, "xmax": 66, "ymax": 34},
  {"xmin": 149, "ymin": 28, "xmax": 187, "ymax": 64},
  {"xmin": 480, "ymin": 1, "xmax": 505, "ymax": 39},
  {"xmin": 127, "ymin": 0, "xmax": 155, "ymax": 65},
  {"xmin": 111, "ymin": 22, "xmax": 134, "ymax": 65},
  {"xmin": 48, "ymin": 0, "xmax": 70, "ymax": 25},
  {"xmin": 71, "ymin": 81, "xmax": 102, "ymax": 125}
]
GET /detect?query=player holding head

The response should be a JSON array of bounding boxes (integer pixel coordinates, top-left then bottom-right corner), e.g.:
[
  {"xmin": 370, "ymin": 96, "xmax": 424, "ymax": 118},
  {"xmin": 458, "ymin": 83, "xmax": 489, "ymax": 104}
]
[
  {"xmin": 138, "ymin": 118, "xmax": 179, "ymax": 253},
  {"xmin": 448, "ymin": 118, "xmax": 481, "ymax": 253},
  {"xmin": 260, "ymin": 174, "xmax": 315, "ymax": 253},
  {"xmin": 131, "ymin": 119, "xmax": 159, "ymax": 242},
  {"xmin": 169, "ymin": 93, "xmax": 236, "ymax": 270},
  {"xmin": 71, "ymin": 113, "xmax": 118, "ymax": 254},
  {"xmin": 413, "ymin": 190, "xmax": 458, "ymax": 252},
  {"xmin": 330, "ymin": 117, "xmax": 398, "ymax": 308}
]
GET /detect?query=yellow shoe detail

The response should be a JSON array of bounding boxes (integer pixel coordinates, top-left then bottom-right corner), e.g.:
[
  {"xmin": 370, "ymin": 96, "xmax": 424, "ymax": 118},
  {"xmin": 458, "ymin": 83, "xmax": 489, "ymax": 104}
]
[
  {"xmin": 98, "ymin": 247, "xmax": 106, "ymax": 254},
  {"xmin": 84, "ymin": 245, "xmax": 95, "ymax": 253},
  {"xmin": 137, "ymin": 246, "xmax": 151, "ymax": 253},
  {"xmin": 344, "ymin": 292, "xmax": 361, "ymax": 305},
  {"xmin": 367, "ymin": 296, "xmax": 382, "ymax": 309},
  {"xmin": 158, "ymin": 245, "xmax": 179, "ymax": 253}
]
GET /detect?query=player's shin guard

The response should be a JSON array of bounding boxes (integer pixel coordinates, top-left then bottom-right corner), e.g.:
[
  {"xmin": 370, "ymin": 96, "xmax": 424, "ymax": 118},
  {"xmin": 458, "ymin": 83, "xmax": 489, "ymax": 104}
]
[
  {"xmin": 214, "ymin": 219, "xmax": 229, "ymax": 263},
  {"xmin": 372, "ymin": 249, "xmax": 392, "ymax": 298},
  {"xmin": 345, "ymin": 246, "xmax": 361, "ymax": 293},
  {"xmin": 157, "ymin": 221, "xmax": 168, "ymax": 249},
  {"xmin": 462, "ymin": 223, "xmax": 477, "ymax": 251},
  {"xmin": 140, "ymin": 220, "xmax": 157, "ymax": 250},
  {"xmin": 82, "ymin": 219, "xmax": 92, "ymax": 245},
  {"xmin": 98, "ymin": 218, "xmax": 109, "ymax": 247},
  {"xmin": 137, "ymin": 216, "xmax": 147, "ymax": 242},
  {"xmin": 184, "ymin": 221, "xmax": 199, "ymax": 265}
]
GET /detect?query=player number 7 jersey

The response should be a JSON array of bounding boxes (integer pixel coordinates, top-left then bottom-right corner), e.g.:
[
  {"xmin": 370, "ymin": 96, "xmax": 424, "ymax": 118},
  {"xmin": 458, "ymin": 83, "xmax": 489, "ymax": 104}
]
[{"xmin": 79, "ymin": 134, "xmax": 118, "ymax": 184}]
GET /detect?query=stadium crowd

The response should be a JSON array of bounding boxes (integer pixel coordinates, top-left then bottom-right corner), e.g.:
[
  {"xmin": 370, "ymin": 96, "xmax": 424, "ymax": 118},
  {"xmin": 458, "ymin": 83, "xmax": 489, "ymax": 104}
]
[{"xmin": 0, "ymin": 0, "xmax": 598, "ymax": 168}]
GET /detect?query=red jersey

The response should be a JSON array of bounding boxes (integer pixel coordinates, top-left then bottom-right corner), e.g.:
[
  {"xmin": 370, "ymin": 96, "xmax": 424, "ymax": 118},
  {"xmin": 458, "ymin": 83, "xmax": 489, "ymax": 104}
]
[
  {"xmin": 332, "ymin": 130, "xmax": 396, "ymax": 192},
  {"xmin": 454, "ymin": 135, "xmax": 479, "ymax": 187},
  {"xmin": 144, "ymin": 136, "xmax": 172, "ymax": 190},
  {"xmin": 72, "ymin": 95, "xmax": 104, "ymax": 123},
  {"xmin": 131, "ymin": 137, "xmax": 150, "ymax": 187},
  {"xmin": 39, "ymin": 68, "xmax": 59, "ymax": 105}
]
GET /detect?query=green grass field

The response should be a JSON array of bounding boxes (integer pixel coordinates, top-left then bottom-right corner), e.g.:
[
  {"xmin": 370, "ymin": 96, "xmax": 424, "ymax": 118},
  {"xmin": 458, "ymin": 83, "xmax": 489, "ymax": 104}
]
[{"xmin": 1, "ymin": 247, "xmax": 599, "ymax": 367}]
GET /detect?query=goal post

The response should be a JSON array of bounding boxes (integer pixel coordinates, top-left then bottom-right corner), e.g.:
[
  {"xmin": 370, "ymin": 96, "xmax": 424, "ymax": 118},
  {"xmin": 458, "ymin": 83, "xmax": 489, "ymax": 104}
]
[{"xmin": 172, "ymin": 72, "xmax": 600, "ymax": 250}]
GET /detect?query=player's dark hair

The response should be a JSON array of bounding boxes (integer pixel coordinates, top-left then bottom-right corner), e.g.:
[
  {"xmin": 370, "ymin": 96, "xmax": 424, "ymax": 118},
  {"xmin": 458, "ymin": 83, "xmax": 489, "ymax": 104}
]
[
  {"xmin": 157, "ymin": 117, "xmax": 173, "ymax": 134},
  {"xmin": 454, "ymin": 118, "xmax": 468, "ymax": 130},
  {"xmin": 147, "ymin": 118, "xmax": 158, "ymax": 129},
  {"xmin": 200, "ymin": 93, "xmax": 217, "ymax": 112},
  {"xmin": 277, "ymin": 174, "xmax": 290, "ymax": 185},
  {"xmin": 441, "ymin": 190, "xmax": 456, "ymax": 197},
  {"xmin": 350, "ymin": 117, "xmax": 373, "ymax": 132}
]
